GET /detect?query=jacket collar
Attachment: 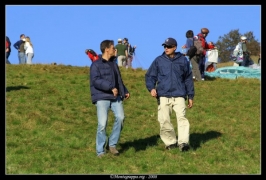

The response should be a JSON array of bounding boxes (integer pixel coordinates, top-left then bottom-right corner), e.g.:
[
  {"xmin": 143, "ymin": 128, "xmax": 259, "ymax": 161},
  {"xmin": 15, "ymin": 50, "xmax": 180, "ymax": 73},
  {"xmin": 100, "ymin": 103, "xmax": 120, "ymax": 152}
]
[{"xmin": 161, "ymin": 52, "xmax": 182, "ymax": 59}]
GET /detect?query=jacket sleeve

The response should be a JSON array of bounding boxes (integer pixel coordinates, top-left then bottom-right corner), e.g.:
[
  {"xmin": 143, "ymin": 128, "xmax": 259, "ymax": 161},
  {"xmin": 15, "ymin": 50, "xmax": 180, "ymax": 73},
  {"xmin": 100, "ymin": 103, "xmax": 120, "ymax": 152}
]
[
  {"xmin": 13, "ymin": 40, "xmax": 20, "ymax": 50},
  {"xmin": 145, "ymin": 59, "xmax": 158, "ymax": 92},
  {"xmin": 184, "ymin": 59, "xmax": 194, "ymax": 100}
]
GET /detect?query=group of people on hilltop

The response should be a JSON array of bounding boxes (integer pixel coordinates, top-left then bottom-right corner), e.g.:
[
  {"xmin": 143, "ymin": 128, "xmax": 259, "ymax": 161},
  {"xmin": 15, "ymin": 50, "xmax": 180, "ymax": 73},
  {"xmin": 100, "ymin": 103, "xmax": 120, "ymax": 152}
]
[
  {"xmin": 182, "ymin": 28, "xmax": 216, "ymax": 81},
  {"xmin": 181, "ymin": 28, "xmax": 258, "ymax": 81},
  {"xmin": 85, "ymin": 37, "xmax": 136, "ymax": 69},
  {"xmin": 5, "ymin": 34, "xmax": 34, "ymax": 65},
  {"xmin": 6, "ymin": 30, "xmax": 256, "ymax": 158},
  {"xmin": 115, "ymin": 38, "xmax": 136, "ymax": 69}
]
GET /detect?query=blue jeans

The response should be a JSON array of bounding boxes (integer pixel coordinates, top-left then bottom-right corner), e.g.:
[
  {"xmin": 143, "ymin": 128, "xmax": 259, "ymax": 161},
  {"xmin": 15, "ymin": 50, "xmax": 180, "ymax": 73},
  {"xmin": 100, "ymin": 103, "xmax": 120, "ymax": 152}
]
[
  {"xmin": 198, "ymin": 56, "xmax": 206, "ymax": 79},
  {"xmin": 26, "ymin": 53, "xmax": 34, "ymax": 64},
  {"xmin": 95, "ymin": 97, "xmax": 125, "ymax": 156},
  {"xmin": 18, "ymin": 52, "xmax": 26, "ymax": 64},
  {"xmin": 6, "ymin": 52, "xmax": 11, "ymax": 64}
]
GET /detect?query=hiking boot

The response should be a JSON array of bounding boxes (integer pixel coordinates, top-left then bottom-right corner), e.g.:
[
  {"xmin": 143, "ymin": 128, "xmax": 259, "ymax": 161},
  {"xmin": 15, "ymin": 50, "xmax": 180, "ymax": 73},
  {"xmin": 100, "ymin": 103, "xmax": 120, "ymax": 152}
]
[
  {"xmin": 178, "ymin": 143, "xmax": 190, "ymax": 152},
  {"xmin": 97, "ymin": 153, "xmax": 105, "ymax": 158},
  {"xmin": 165, "ymin": 143, "xmax": 178, "ymax": 150},
  {"xmin": 109, "ymin": 146, "xmax": 119, "ymax": 156}
]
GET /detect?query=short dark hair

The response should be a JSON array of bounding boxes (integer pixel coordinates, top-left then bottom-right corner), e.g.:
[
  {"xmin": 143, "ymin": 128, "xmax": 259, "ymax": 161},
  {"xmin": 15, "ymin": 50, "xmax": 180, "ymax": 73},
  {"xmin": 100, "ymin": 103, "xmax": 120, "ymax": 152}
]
[
  {"xmin": 186, "ymin": 30, "xmax": 194, "ymax": 38},
  {"xmin": 100, "ymin": 40, "xmax": 114, "ymax": 53},
  {"xmin": 20, "ymin": 34, "xmax": 25, "ymax": 38}
]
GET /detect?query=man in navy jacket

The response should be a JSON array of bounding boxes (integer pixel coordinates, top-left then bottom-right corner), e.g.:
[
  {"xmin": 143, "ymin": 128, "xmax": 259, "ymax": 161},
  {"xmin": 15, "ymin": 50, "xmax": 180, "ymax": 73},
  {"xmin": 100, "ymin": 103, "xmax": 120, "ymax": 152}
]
[
  {"xmin": 90, "ymin": 39, "xmax": 130, "ymax": 158},
  {"xmin": 145, "ymin": 37, "xmax": 194, "ymax": 152},
  {"xmin": 13, "ymin": 34, "xmax": 26, "ymax": 64}
]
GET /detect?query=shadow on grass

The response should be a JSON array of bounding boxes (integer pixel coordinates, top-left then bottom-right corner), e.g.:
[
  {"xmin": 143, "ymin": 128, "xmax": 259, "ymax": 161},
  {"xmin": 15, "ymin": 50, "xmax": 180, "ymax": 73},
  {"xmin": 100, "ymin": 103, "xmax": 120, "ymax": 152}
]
[
  {"xmin": 119, "ymin": 135, "xmax": 160, "ymax": 153},
  {"xmin": 204, "ymin": 76, "xmax": 217, "ymax": 81},
  {"xmin": 6, "ymin": 86, "xmax": 30, "ymax": 92},
  {"xmin": 189, "ymin": 130, "xmax": 222, "ymax": 150},
  {"xmin": 119, "ymin": 130, "xmax": 221, "ymax": 152}
]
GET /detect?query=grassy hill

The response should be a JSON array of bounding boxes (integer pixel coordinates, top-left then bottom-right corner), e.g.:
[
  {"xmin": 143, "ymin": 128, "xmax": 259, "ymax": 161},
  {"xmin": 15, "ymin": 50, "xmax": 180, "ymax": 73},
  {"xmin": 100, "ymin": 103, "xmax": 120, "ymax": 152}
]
[{"xmin": 6, "ymin": 62, "xmax": 261, "ymax": 174}]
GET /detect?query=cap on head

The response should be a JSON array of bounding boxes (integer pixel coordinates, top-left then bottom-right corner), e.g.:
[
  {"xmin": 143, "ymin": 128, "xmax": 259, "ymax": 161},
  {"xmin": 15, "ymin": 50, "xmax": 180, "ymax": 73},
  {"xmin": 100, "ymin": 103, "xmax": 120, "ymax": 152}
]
[
  {"xmin": 118, "ymin": 38, "xmax": 122, "ymax": 42},
  {"xmin": 123, "ymin": 38, "xmax": 128, "ymax": 42},
  {"xmin": 162, "ymin": 37, "xmax": 177, "ymax": 46},
  {"xmin": 201, "ymin": 28, "xmax": 209, "ymax": 34},
  {"xmin": 240, "ymin": 36, "xmax": 247, "ymax": 40}
]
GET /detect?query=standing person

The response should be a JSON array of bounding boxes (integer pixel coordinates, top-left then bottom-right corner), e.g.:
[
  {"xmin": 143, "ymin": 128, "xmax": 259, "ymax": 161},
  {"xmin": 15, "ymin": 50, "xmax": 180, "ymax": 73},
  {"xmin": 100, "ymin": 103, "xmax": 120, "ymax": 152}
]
[
  {"xmin": 115, "ymin": 39, "xmax": 128, "ymax": 67},
  {"xmin": 196, "ymin": 28, "xmax": 213, "ymax": 80},
  {"xmin": 123, "ymin": 38, "xmax": 136, "ymax": 68},
  {"xmin": 90, "ymin": 39, "xmax": 130, "ymax": 158},
  {"xmin": 233, "ymin": 36, "xmax": 252, "ymax": 67},
  {"xmin": 24, "ymin": 36, "xmax": 34, "ymax": 64},
  {"xmin": 182, "ymin": 30, "xmax": 201, "ymax": 81},
  {"xmin": 6, "ymin": 36, "xmax": 11, "ymax": 63},
  {"xmin": 145, "ymin": 37, "xmax": 194, "ymax": 152},
  {"xmin": 6, "ymin": 37, "xmax": 11, "ymax": 64},
  {"xmin": 13, "ymin": 34, "xmax": 26, "ymax": 64}
]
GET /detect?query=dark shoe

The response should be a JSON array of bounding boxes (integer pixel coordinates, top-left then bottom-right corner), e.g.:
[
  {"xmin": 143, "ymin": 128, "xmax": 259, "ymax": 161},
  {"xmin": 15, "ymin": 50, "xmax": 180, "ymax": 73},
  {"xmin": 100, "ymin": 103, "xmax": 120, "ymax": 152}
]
[
  {"xmin": 165, "ymin": 143, "xmax": 178, "ymax": 150},
  {"xmin": 178, "ymin": 143, "xmax": 190, "ymax": 152},
  {"xmin": 97, "ymin": 153, "xmax": 105, "ymax": 158},
  {"xmin": 109, "ymin": 146, "xmax": 119, "ymax": 156}
]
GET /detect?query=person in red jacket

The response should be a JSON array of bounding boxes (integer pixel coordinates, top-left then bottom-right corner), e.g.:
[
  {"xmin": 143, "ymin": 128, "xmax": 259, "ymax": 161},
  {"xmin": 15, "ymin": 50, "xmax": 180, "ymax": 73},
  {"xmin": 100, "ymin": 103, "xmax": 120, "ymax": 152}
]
[
  {"xmin": 6, "ymin": 39, "xmax": 11, "ymax": 64},
  {"xmin": 196, "ymin": 28, "xmax": 214, "ymax": 80}
]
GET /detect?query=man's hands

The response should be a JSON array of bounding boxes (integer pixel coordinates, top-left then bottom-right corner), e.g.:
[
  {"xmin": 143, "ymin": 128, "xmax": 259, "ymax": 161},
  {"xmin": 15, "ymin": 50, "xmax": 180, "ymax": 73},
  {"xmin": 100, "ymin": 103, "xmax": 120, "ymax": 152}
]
[
  {"xmin": 125, "ymin": 93, "xmax": 130, "ymax": 99},
  {"xmin": 150, "ymin": 89, "xmax": 193, "ymax": 108},
  {"xmin": 112, "ymin": 88, "xmax": 130, "ymax": 100},
  {"xmin": 187, "ymin": 99, "xmax": 193, "ymax": 108},
  {"xmin": 112, "ymin": 88, "xmax": 118, "ymax": 97},
  {"xmin": 150, "ymin": 89, "xmax": 157, "ymax": 98}
]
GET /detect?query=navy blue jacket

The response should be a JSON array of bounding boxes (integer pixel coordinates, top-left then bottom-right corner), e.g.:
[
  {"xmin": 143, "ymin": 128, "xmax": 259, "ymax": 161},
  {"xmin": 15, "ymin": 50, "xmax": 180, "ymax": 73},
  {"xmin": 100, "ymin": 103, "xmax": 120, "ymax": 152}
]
[
  {"xmin": 90, "ymin": 56, "xmax": 129, "ymax": 104},
  {"xmin": 13, "ymin": 40, "xmax": 24, "ymax": 51},
  {"xmin": 145, "ymin": 52, "xmax": 194, "ymax": 100}
]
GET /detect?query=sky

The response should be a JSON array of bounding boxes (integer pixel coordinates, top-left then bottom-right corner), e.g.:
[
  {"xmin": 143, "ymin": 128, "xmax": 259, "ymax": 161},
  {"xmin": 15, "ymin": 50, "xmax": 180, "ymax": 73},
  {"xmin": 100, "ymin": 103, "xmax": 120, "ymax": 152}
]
[{"xmin": 6, "ymin": 5, "xmax": 261, "ymax": 70}]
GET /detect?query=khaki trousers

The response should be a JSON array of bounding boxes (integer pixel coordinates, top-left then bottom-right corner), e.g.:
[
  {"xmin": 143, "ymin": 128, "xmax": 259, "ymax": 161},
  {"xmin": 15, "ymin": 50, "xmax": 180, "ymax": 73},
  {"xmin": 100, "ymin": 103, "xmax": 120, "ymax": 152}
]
[
  {"xmin": 117, "ymin": 55, "xmax": 126, "ymax": 67},
  {"xmin": 158, "ymin": 97, "xmax": 190, "ymax": 146}
]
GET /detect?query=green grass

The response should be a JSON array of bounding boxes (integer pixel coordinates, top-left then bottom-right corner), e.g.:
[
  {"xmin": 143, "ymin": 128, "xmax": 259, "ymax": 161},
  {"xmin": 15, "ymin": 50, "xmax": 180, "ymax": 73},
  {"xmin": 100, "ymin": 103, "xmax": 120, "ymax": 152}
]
[{"xmin": 6, "ymin": 63, "xmax": 261, "ymax": 174}]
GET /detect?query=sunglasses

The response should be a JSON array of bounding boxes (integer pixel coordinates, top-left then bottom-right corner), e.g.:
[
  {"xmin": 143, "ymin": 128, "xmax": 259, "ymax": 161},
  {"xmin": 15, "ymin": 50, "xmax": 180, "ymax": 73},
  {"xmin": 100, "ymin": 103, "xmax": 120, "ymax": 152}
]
[{"xmin": 164, "ymin": 45, "xmax": 174, "ymax": 49}]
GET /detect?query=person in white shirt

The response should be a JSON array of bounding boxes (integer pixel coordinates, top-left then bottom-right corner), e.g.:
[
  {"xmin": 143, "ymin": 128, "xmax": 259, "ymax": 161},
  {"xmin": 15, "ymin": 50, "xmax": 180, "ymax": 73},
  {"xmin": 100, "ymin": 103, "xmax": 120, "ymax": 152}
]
[{"xmin": 24, "ymin": 36, "xmax": 34, "ymax": 64}]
